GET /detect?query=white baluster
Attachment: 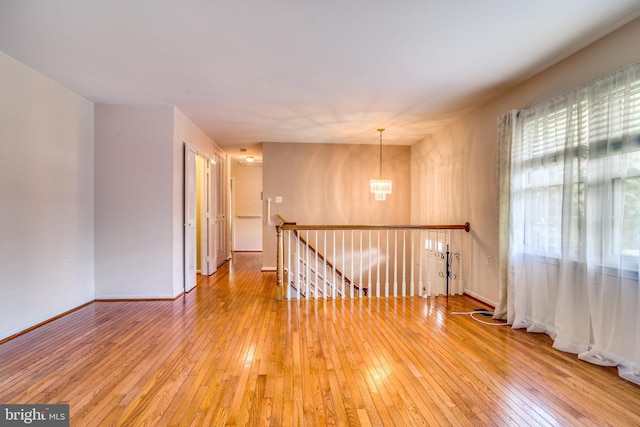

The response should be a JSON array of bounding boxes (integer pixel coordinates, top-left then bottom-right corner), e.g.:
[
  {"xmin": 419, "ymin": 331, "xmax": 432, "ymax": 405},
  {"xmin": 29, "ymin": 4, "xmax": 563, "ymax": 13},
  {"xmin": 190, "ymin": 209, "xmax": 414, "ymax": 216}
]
[
  {"xmin": 376, "ymin": 229, "xmax": 380, "ymax": 298},
  {"xmin": 332, "ymin": 230, "xmax": 336, "ymax": 298},
  {"xmin": 435, "ymin": 232, "xmax": 440, "ymax": 295},
  {"xmin": 402, "ymin": 230, "xmax": 407, "ymax": 297},
  {"xmin": 418, "ymin": 229, "xmax": 423, "ymax": 297},
  {"xmin": 427, "ymin": 230, "xmax": 432, "ymax": 297},
  {"xmin": 294, "ymin": 232, "xmax": 299, "ymax": 299},
  {"xmin": 457, "ymin": 230, "xmax": 463, "ymax": 295},
  {"xmin": 340, "ymin": 230, "xmax": 344, "ymax": 298},
  {"xmin": 450, "ymin": 230, "xmax": 456, "ymax": 295},
  {"xmin": 350, "ymin": 230, "xmax": 354, "ymax": 298},
  {"xmin": 322, "ymin": 230, "xmax": 327, "ymax": 299},
  {"xmin": 410, "ymin": 230, "xmax": 415, "ymax": 297},
  {"xmin": 385, "ymin": 229, "xmax": 390, "ymax": 298},
  {"xmin": 393, "ymin": 230, "xmax": 398, "ymax": 297},
  {"xmin": 368, "ymin": 230, "xmax": 372, "ymax": 299},
  {"xmin": 286, "ymin": 230, "xmax": 290, "ymax": 299},
  {"xmin": 313, "ymin": 230, "xmax": 318, "ymax": 299},
  {"xmin": 305, "ymin": 232, "xmax": 311, "ymax": 298},
  {"xmin": 358, "ymin": 230, "xmax": 364, "ymax": 298}
]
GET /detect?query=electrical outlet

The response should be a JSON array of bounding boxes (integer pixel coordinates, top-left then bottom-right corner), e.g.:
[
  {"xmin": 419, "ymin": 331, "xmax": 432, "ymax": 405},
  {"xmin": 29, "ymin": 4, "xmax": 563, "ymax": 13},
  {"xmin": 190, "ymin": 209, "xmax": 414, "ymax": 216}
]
[
  {"xmin": 487, "ymin": 256, "xmax": 492, "ymax": 267},
  {"xmin": 63, "ymin": 258, "xmax": 70, "ymax": 270}
]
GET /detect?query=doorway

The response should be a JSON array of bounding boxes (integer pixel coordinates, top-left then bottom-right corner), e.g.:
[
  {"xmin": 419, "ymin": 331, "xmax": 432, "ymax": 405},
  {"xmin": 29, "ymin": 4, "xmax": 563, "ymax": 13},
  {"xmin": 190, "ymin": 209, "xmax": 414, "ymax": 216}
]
[
  {"xmin": 231, "ymin": 160, "xmax": 263, "ymax": 252},
  {"xmin": 185, "ymin": 144, "xmax": 220, "ymax": 292}
]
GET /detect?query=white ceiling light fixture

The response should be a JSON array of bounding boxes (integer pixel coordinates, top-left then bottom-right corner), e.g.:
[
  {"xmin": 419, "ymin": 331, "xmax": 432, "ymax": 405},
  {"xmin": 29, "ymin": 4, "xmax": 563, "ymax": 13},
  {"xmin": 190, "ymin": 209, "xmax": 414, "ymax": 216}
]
[
  {"xmin": 370, "ymin": 128, "xmax": 392, "ymax": 201},
  {"xmin": 240, "ymin": 148, "xmax": 255, "ymax": 162}
]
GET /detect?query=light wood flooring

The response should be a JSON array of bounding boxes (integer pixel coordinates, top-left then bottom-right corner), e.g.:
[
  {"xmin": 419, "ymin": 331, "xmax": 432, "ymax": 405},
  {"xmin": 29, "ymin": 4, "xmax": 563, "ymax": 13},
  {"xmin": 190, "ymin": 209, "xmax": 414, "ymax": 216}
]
[{"xmin": 1, "ymin": 252, "xmax": 640, "ymax": 426}]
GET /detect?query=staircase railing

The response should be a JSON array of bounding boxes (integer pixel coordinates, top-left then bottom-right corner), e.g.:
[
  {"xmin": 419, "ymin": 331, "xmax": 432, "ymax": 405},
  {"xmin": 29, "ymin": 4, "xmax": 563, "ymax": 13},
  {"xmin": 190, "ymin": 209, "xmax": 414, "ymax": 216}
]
[
  {"xmin": 275, "ymin": 219, "xmax": 470, "ymax": 301},
  {"xmin": 279, "ymin": 219, "xmax": 367, "ymax": 299}
]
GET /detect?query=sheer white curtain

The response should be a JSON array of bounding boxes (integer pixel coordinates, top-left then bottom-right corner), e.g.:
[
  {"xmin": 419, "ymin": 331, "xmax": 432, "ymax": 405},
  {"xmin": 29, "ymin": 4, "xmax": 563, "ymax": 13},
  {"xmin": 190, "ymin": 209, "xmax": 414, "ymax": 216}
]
[
  {"xmin": 504, "ymin": 61, "xmax": 640, "ymax": 384},
  {"xmin": 495, "ymin": 110, "xmax": 517, "ymax": 323}
]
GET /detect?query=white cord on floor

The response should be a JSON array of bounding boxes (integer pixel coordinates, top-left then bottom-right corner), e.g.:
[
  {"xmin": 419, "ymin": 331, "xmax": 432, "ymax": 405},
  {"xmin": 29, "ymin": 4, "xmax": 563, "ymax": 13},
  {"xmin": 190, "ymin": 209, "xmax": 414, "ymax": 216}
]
[{"xmin": 450, "ymin": 311, "xmax": 509, "ymax": 326}]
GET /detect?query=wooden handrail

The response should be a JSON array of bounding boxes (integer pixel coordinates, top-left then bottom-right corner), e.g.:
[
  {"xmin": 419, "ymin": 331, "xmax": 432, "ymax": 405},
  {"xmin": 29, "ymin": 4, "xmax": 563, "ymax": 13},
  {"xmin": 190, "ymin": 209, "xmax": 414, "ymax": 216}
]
[
  {"xmin": 276, "ymin": 214, "xmax": 291, "ymax": 224},
  {"xmin": 277, "ymin": 216, "xmax": 470, "ymax": 233},
  {"xmin": 279, "ymin": 223, "xmax": 470, "ymax": 232}
]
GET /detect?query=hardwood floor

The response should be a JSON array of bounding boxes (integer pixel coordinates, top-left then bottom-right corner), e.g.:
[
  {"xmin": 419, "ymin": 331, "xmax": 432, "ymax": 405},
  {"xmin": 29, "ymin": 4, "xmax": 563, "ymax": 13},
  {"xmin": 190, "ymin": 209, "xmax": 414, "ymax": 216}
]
[{"xmin": 1, "ymin": 252, "xmax": 640, "ymax": 426}]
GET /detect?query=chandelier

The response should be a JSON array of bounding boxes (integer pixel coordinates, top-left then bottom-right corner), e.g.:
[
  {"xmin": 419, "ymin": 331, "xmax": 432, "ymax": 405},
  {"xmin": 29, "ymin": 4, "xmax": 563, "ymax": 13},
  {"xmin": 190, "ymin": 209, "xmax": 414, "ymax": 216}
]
[{"xmin": 370, "ymin": 128, "xmax": 392, "ymax": 200}]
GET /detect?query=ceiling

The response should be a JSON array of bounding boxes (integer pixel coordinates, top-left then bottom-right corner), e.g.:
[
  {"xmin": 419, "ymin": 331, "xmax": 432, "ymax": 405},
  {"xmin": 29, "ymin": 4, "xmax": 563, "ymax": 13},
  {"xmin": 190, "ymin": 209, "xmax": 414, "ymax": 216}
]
[{"xmin": 2, "ymin": 1, "xmax": 640, "ymax": 160}]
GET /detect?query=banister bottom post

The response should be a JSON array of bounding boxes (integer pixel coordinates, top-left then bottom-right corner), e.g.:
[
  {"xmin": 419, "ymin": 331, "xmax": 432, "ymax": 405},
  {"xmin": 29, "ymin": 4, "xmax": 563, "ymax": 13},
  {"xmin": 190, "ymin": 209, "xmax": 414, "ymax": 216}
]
[{"xmin": 276, "ymin": 225, "xmax": 284, "ymax": 301}]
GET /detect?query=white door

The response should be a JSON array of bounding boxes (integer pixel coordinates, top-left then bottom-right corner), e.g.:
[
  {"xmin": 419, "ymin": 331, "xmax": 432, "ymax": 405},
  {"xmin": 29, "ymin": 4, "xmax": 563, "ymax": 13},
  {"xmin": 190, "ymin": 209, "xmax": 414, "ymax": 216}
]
[
  {"xmin": 184, "ymin": 144, "xmax": 197, "ymax": 292},
  {"xmin": 214, "ymin": 154, "xmax": 229, "ymax": 266},
  {"xmin": 201, "ymin": 158, "xmax": 217, "ymax": 276}
]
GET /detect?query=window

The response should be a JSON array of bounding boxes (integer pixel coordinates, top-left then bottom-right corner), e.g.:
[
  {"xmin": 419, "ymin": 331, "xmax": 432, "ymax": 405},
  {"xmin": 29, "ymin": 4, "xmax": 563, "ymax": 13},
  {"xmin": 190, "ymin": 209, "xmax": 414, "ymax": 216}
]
[
  {"xmin": 611, "ymin": 150, "xmax": 640, "ymax": 268},
  {"xmin": 514, "ymin": 66, "xmax": 640, "ymax": 271}
]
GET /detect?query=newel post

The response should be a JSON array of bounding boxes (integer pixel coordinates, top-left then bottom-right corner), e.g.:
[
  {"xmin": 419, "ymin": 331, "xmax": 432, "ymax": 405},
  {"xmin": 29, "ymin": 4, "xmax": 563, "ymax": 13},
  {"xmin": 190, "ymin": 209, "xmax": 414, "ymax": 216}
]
[{"xmin": 275, "ymin": 223, "xmax": 284, "ymax": 301}]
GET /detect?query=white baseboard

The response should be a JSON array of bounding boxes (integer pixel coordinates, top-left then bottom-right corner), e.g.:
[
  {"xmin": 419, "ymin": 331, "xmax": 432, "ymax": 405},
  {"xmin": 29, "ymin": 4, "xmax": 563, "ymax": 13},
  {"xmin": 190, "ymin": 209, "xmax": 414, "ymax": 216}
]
[
  {"xmin": 463, "ymin": 289, "xmax": 498, "ymax": 308},
  {"xmin": 95, "ymin": 294, "xmax": 176, "ymax": 300},
  {"xmin": 0, "ymin": 297, "xmax": 94, "ymax": 342}
]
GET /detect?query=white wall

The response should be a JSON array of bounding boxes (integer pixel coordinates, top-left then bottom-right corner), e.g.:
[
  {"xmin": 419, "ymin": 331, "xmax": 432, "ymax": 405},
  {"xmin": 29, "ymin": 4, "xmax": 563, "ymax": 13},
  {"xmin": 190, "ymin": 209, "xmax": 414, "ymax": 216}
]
[
  {"xmin": 95, "ymin": 105, "xmax": 222, "ymax": 299},
  {"xmin": 94, "ymin": 105, "xmax": 175, "ymax": 298},
  {"xmin": 262, "ymin": 142, "xmax": 411, "ymax": 269},
  {"xmin": 0, "ymin": 52, "xmax": 95, "ymax": 340},
  {"xmin": 411, "ymin": 17, "xmax": 640, "ymax": 306}
]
